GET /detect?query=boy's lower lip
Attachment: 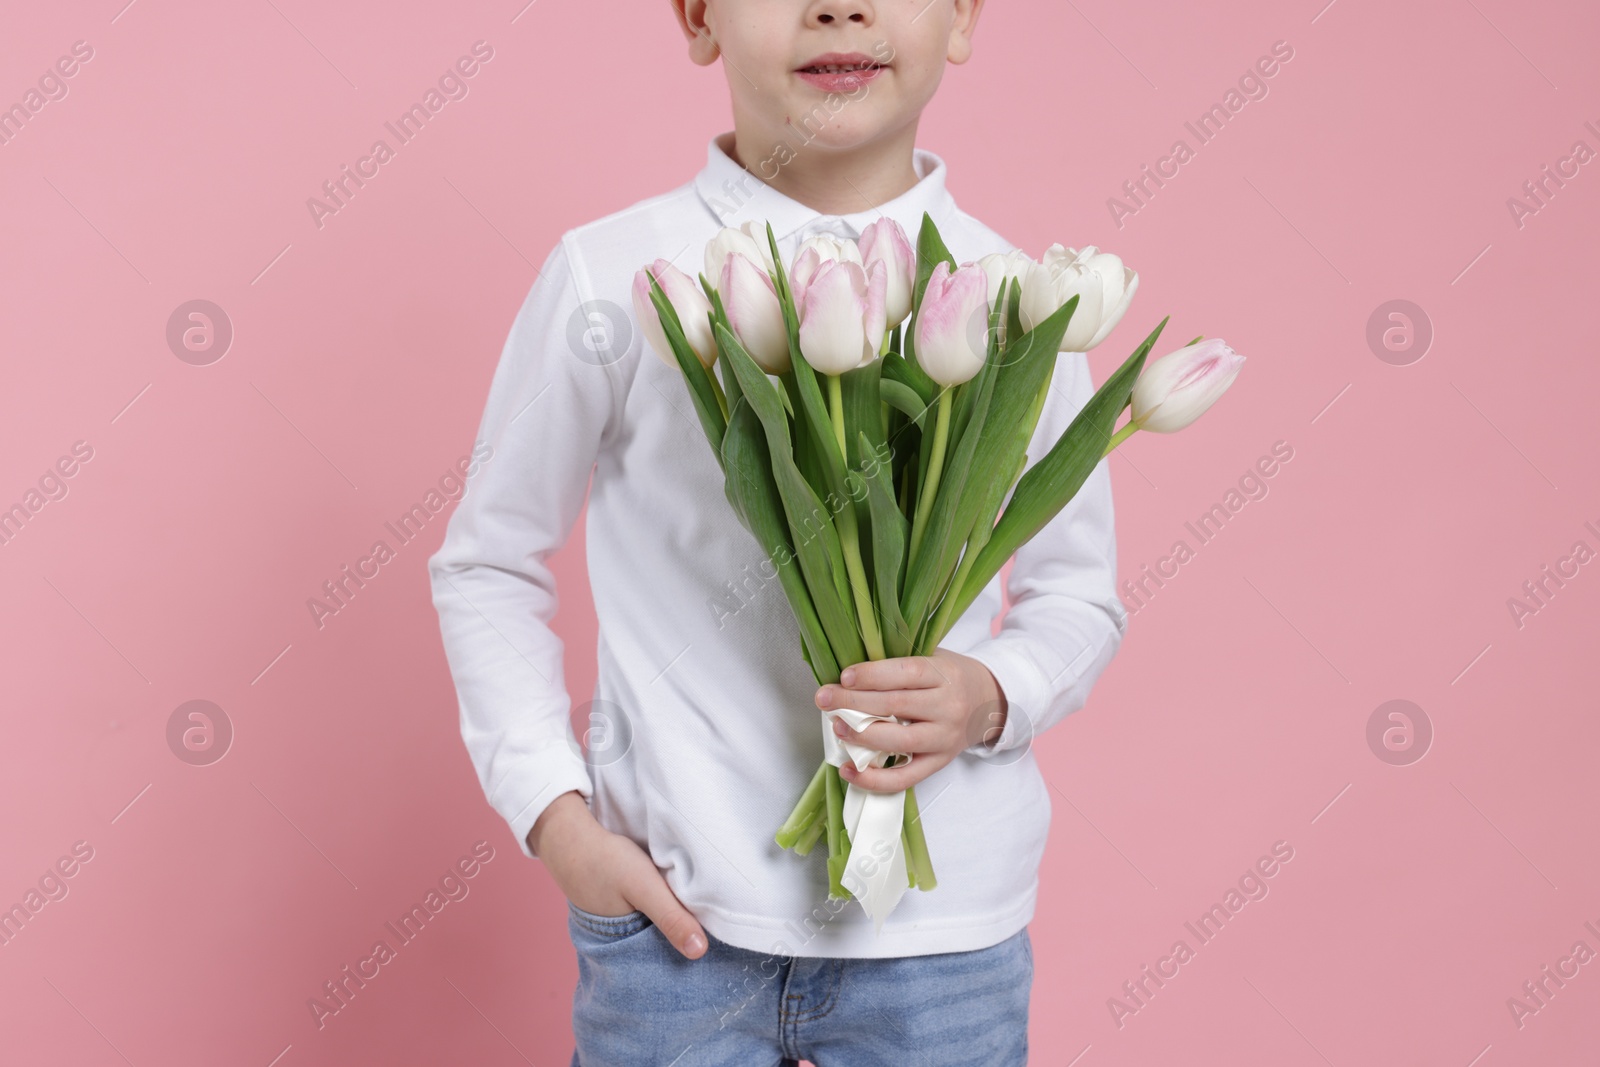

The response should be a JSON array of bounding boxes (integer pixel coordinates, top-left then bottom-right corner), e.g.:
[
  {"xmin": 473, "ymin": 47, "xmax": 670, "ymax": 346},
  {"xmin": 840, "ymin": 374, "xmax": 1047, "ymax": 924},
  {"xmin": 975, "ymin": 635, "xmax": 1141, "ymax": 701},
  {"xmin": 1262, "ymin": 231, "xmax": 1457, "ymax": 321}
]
[{"xmin": 795, "ymin": 66, "xmax": 884, "ymax": 92}]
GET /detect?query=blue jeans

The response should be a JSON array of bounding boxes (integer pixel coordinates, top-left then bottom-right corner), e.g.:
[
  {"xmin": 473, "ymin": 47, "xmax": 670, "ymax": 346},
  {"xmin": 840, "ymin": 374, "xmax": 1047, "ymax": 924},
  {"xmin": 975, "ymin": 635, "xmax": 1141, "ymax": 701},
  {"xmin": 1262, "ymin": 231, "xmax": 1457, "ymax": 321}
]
[{"xmin": 566, "ymin": 902, "xmax": 1032, "ymax": 1066}]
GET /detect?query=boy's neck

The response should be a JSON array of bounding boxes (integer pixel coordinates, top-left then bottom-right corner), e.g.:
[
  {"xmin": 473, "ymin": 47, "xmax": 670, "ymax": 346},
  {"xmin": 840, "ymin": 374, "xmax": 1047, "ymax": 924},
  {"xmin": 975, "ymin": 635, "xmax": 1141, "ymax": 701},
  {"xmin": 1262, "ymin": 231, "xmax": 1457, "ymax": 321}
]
[{"xmin": 725, "ymin": 124, "xmax": 923, "ymax": 219}]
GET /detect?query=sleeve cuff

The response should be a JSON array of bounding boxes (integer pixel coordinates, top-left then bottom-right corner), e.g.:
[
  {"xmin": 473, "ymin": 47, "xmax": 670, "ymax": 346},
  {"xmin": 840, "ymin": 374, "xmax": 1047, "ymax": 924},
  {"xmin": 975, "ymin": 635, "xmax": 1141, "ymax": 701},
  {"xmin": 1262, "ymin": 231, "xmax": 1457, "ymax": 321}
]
[
  {"xmin": 491, "ymin": 744, "xmax": 595, "ymax": 859},
  {"xmin": 960, "ymin": 637, "xmax": 1047, "ymax": 759}
]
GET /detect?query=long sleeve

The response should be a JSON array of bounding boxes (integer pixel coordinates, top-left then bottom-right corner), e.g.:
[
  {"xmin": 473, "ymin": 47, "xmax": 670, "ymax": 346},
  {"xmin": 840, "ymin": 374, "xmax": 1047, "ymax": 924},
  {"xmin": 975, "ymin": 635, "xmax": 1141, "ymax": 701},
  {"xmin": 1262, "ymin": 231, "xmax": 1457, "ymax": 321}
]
[
  {"xmin": 959, "ymin": 347, "xmax": 1129, "ymax": 757},
  {"xmin": 427, "ymin": 236, "xmax": 622, "ymax": 859}
]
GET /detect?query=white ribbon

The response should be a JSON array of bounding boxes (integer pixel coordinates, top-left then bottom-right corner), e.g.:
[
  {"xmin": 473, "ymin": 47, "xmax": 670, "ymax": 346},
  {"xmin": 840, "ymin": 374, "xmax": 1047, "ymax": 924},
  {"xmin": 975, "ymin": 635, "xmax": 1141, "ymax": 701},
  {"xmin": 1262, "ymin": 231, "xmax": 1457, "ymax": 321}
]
[{"xmin": 820, "ymin": 707, "xmax": 909, "ymax": 933}]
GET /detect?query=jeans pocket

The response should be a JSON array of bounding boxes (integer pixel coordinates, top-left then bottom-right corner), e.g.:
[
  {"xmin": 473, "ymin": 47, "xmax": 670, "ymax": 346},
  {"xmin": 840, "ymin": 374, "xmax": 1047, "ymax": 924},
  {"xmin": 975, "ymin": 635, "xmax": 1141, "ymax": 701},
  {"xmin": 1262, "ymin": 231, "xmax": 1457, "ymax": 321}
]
[{"xmin": 567, "ymin": 900, "xmax": 654, "ymax": 942}]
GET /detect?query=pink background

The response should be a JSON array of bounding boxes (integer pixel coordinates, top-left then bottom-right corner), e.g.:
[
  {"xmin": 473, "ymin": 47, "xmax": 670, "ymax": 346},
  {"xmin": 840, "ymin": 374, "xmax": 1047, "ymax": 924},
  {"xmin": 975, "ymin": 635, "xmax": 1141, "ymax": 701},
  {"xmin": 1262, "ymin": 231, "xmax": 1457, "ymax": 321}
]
[{"xmin": 3, "ymin": 0, "xmax": 1597, "ymax": 1063}]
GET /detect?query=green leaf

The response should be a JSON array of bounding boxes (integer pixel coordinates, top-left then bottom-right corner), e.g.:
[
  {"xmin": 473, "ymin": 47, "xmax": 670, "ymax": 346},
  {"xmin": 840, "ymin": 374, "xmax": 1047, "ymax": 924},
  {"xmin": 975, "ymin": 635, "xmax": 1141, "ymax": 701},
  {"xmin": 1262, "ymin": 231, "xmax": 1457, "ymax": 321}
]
[
  {"xmin": 1006, "ymin": 279, "xmax": 1025, "ymax": 354},
  {"xmin": 901, "ymin": 379, "xmax": 990, "ymax": 632},
  {"xmin": 789, "ymin": 358, "xmax": 853, "ymax": 616},
  {"xmin": 783, "ymin": 373, "xmax": 828, "ymax": 502},
  {"xmin": 879, "ymin": 379, "xmax": 929, "ymax": 429},
  {"xmin": 901, "ymin": 212, "xmax": 953, "ymax": 394},
  {"xmin": 947, "ymin": 277, "xmax": 1007, "ymax": 454},
  {"xmin": 704, "ymin": 283, "xmax": 744, "ymax": 421},
  {"xmin": 840, "ymin": 359, "xmax": 883, "ymax": 579},
  {"xmin": 898, "ymin": 294, "xmax": 1081, "ymax": 632},
  {"xmin": 943, "ymin": 316, "xmax": 1170, "ymax": 632},
  {"xmin": 722, "ymin": 397, "xmax": 839, "ymax": 683},
  {"xmin": 910, "ymin": 212, "xmax": 958, "ymax": 310},
  {"xmin": 880, "ymin": 354, "xmax": 930, "ymax": 519},
  {"xmin": 717, "ymin": 323, "xmax": 866, "ymax": 667},
  {"xmin": 915, "ymin": 297, "xmax": 1078, "ymax": 628},
  {"xmin": 788, "ymin": 344, "xmax": 847, "ymax": 489},
  {"xmin": 882, "ymin": 351, "xmax": 935, "ymax": 407},
  {"xmin": 764, "ymin": 223, "xmax": 850, "ymax": 504},
  {"xmin": 647, "ymin": 276, "xmax": 726, "ymax": 463},
  {"xmin": 857, "ymin": 431, "xmax": 912, "ymax": 658},
  {"xmin": 840, "ymin": 359, "xmax": 883, "ymax": 474}
]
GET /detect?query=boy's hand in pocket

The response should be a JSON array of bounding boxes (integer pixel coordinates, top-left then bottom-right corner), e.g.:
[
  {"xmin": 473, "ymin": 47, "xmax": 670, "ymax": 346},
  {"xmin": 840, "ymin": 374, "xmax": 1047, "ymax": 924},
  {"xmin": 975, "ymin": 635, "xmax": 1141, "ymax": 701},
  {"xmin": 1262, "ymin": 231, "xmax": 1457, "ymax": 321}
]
[{"xmin": 529, "ymin": 791, "xmax": 708, "ymax": 959}]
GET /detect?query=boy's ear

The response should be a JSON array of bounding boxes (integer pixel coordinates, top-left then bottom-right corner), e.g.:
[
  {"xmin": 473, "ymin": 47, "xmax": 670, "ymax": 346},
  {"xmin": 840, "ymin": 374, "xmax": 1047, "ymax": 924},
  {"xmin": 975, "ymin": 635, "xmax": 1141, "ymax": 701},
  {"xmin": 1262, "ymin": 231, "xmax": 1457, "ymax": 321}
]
[
  {"xmin": 671, "ymin": 0, "xmax": 720, "ymax": 67},
  {"xmin": 947, "ymin": 0, "xmax": 987, "ymax": 65}
]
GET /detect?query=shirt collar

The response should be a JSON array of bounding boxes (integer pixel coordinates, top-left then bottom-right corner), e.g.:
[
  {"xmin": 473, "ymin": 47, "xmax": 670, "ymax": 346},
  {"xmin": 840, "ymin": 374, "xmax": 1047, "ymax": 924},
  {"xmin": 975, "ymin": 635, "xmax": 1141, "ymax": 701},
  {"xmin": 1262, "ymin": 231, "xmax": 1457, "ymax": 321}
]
[{"xmin": 692, "ymin": 131, "xmax": 955, "ymax": 247}]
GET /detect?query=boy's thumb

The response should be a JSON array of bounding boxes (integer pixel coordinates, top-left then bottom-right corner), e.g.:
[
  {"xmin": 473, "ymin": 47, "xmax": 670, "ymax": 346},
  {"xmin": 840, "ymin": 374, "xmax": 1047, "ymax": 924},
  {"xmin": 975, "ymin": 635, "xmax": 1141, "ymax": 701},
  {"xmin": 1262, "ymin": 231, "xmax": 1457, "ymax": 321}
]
[{"xmin": 632, "ymin": 877, "xmax": 708, "ymax": 960}]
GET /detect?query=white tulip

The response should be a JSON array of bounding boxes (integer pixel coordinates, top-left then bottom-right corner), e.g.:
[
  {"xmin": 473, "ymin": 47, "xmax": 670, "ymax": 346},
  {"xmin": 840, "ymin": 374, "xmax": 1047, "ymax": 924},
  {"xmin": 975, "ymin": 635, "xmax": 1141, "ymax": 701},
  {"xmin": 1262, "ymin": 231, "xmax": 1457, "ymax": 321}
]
[
  {"xmin": 796, "ymin": 233, "xmax": 864, "ymax": 270},
  {"xmin": 975, "ymin": 249, "xmax": 1035, "ymax": 308},
  {"xmin": 1019, "ymin": 243, "xmax": 1139, "ymax": 353}
]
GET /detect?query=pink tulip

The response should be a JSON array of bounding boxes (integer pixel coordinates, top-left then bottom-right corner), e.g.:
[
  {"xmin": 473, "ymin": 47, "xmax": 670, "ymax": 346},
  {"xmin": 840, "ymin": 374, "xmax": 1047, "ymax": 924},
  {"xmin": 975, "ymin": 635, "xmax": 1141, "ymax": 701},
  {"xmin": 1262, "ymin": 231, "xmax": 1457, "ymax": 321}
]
[
  {"xmin": 858, "ymin": 218, "xmax": 915, "ymax": 327},
  {"xmin": 914, "ymin": 261, "xmax": 990, "ymax": 386},
  {"xmin": 1130, "ymin": 338, "xmax": 1245, "ymax": 432},
  {"xmin": 789, "ymin": 234, "xmax": 862, "ymax": 305},
  {"xmin": 797, "ymin": 259, "xmax": 887, "ymax": 375},
  {"xmin": 632, "ymin": 259, "xmax": 715, "ymax": 369},
  {"xmin": 721, "ymin": 252, "xmax": 791, "ymax": 374}
]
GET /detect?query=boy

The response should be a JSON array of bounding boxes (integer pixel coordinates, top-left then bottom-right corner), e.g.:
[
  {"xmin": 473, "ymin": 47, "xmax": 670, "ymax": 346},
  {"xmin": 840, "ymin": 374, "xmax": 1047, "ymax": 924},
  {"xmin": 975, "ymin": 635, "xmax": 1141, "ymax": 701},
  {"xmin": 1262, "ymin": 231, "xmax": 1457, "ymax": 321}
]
[{"xmin": 427, "ymin": 1, "xmax": 1127, "ymax": 1062}]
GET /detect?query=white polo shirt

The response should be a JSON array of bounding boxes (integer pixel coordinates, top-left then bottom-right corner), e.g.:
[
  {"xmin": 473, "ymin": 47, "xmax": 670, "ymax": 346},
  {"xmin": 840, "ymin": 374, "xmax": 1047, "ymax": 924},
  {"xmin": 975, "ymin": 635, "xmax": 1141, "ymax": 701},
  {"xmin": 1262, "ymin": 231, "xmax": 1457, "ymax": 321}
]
[{"xmin": 427, "ymin": 133, "xmax": 1128, "ymax": 958}]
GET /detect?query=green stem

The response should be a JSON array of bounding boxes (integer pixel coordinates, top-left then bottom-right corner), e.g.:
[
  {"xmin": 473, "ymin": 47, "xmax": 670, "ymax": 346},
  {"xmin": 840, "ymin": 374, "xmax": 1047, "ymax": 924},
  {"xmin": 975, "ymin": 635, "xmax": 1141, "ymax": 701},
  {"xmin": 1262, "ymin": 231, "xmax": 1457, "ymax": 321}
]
[
  {"xmin": 924, "ymin": 543, "xmax": 980, "ymax": 656},
  {"xmin": 794, "ymin": 814, "xmax": 825, "ymax": 855},
  {"xmin": 775, "ymin": 760, "xmax": 829, "ymax": 849},
  {"xmin": 835, "ymin": 505, "xmax": 886, "ymax": 662},
  {"xmin": 1102, "ymin": 420, "xmax": 1139, "ymax": 457},
  {"xmin": 907, "ymin": 388, "xmax": 952, "ymax": 566},
  {"xmin": 1021, "ymin": 371, "xmax": 1050, "ymax": 448},
  {"xmin": 921, "ymin": 448, "xmax": 1027, "ymax": 656},
  {"xmin": 904, "ymin": 785, "xmax": 937, "ymax": 890},
  {"xmin": 825, "ymin": 764, "xmax": 849, "ymax": 898},
  {"xmin": 828, "ymin": 373, "xmax": 847, "ymax": 459},
  {"xmin": 823, "ymin": 371, "xmax": 885, "ymax": 661}
]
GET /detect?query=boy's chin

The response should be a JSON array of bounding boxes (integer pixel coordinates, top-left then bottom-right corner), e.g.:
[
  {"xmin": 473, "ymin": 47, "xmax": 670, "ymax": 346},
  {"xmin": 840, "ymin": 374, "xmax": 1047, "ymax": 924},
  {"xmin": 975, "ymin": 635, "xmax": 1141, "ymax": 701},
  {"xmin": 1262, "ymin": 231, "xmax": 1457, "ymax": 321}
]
[{"xmin": 782, "ymin": 115, "xmax": 909, "ymax": 155}]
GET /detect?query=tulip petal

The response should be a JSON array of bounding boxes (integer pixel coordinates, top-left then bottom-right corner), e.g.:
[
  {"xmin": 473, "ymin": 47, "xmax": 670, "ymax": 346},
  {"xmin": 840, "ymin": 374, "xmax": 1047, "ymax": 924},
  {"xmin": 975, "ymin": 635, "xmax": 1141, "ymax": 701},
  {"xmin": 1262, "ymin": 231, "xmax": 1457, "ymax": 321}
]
[
  {"xmin": 1059, "ymin": 269, "xmax": 1105, "ymax": 353},
  {"xmin": 798, "ymin": 260, "xmax": 869, "ymax": 376},
  {"xmin": 860, "ymin": 218, "xmax": 915, "ymax": 327},
  {"xmin": 1087, "ymin": 267, "xmax": 1139, "ymax": 350},
  {"xmin": 914, "ymin": 262, "xmax": 989, "ymax": 386},
  {"xmin": 790, "ymin": 246, "xmax": 823, "ymax": 308},
  {"xmin": 632, "ymin": 269, "xmax": 676, "ymax": 369},
  {"xmin": 1130, "ymin": 338, "xmax": 1245, "ymax": 432},
  {"xmin": 650, "ymin": 259, "xmax": 716, "ymax": 367},
  {"xmin": 705, "ymin": 226, "xmax": 774, "ymax": 291},
  {"xmin": 860, "ymin": 260, "xmax": 888, "ymax": 365},
  {"xmin": 723, "ymin": 252, "xmax": 792, "ymax": 374}
]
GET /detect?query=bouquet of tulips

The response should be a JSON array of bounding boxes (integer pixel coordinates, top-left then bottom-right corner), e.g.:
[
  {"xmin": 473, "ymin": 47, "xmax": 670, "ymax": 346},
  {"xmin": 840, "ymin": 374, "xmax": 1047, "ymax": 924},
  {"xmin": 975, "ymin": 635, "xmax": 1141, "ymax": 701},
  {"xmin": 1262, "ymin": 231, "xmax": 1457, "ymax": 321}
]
[{"xmin": 632, "ymin": 213, "xmax": 1242, "ymax": 926}]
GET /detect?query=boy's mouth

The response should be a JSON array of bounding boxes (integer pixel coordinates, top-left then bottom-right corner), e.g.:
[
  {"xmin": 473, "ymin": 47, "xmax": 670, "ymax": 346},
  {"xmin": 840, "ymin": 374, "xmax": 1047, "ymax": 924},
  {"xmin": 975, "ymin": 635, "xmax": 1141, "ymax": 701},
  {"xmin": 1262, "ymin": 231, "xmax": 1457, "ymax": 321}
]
[{"xmin": 795, "ymin": 52, "xmax": 885, "ymax": 92}]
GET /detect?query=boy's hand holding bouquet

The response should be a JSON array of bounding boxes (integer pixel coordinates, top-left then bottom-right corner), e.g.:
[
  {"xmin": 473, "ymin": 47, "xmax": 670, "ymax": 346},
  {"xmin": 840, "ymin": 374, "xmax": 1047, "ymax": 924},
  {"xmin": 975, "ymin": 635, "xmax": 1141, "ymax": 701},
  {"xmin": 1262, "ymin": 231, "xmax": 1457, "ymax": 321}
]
[{"xmin": 634, "ymin": 214, "xmax": 1243, "ymax": 930}]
